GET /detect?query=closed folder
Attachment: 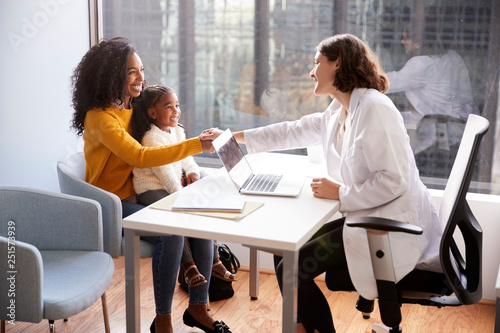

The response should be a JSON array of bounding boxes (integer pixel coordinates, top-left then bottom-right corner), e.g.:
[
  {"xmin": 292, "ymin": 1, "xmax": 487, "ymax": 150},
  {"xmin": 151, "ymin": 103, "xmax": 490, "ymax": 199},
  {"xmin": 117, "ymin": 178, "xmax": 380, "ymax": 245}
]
[
  {"xmin": 171, "ymin": 191, "xmax": 246, "ymax": 212},
  {"xmin": 150, "ymin": 192, "xmax": 264, "ymax": 220}
]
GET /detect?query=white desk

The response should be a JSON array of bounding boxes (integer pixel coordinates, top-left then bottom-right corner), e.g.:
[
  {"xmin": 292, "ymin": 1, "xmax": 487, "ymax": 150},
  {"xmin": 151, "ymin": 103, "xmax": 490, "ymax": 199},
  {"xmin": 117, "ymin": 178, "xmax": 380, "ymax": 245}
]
[{"xmin": 123, "ymin": 152, "xmax": 340, "ymax": 333}]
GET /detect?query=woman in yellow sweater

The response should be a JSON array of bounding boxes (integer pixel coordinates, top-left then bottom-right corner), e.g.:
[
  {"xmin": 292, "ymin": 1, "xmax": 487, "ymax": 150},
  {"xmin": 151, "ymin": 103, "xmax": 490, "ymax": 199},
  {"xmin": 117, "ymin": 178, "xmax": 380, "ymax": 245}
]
[{"xmin": 70, "ymin": 37, "xmax": 230, "ymax": 333}]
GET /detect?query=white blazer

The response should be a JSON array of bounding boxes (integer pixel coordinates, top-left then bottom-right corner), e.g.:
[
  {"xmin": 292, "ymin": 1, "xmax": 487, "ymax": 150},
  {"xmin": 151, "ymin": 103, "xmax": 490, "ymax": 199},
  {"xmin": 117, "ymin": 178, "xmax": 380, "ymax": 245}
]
[
  {"xmin": 244, "ymin": 88, "xmax": 443, "ymax": 300},
  {"xmin": 386, "ymin": 50, "xmax": 479, "ymax": 153},
  {"xmin": 386, "ymin": 50, "xmax": 478, "ymax": 120}
]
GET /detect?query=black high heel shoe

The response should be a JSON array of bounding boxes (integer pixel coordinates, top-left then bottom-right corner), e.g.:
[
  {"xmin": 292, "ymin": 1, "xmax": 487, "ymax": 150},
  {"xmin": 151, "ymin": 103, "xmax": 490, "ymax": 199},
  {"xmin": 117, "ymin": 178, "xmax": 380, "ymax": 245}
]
[
  {"xmin": 182, "ymin": 309, "xmax": 231, "ymax": 333},
  {"xmin": 150, "ymin": 318, "xmax": 155, "ymax": 333}
]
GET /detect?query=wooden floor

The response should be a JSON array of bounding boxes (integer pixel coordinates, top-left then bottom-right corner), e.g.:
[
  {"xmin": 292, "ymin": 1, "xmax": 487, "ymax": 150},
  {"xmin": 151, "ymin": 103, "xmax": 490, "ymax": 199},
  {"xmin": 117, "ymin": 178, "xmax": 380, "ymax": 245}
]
[{"xmin": 4, "ymin": 257, "xmax": 496, "ymax": 333}]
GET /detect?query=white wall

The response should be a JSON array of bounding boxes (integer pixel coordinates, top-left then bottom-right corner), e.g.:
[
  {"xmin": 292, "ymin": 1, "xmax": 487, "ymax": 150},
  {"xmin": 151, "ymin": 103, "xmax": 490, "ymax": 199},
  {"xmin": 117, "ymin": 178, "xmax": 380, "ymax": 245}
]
[
  {"xmin": 223, "ymin": 190, "xmax": 500, "ymax": 301},
  {"xmin": 0, "ymin": 0, "xmax": 88, "ymax": 192}
]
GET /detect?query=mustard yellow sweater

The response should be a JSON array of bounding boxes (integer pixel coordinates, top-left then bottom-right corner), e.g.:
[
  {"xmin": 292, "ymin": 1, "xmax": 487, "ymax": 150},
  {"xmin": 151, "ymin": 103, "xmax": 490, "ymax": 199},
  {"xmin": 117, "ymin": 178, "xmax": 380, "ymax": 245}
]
[{"xmin": 83, "ymin": 106, "xmax": 202, "ymax": 200}]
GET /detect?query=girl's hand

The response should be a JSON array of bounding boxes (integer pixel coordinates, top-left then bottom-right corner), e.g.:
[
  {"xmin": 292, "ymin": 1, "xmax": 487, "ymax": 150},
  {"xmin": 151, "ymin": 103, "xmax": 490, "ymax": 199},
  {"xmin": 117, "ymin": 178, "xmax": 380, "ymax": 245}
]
[
  {"xmin": 200, "ymin": 138, "xmax": 215, "ymax": 153},
  {"xmin": 185, "ymin": 173, "xmax": 199, "ymax": 185},
  {"xmin": 310, "ymin": 178, "xmax": 341, "ymax": 200}
]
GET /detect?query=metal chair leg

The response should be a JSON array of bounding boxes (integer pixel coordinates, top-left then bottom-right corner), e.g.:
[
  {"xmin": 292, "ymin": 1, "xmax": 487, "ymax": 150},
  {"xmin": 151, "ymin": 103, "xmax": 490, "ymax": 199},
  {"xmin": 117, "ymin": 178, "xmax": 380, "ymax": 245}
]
[
  {"xmin": 102, "ymin": 293, "xmax": 111, "ymax": 333},
  {"xmin": 49, "ymin": 319, "xmax": 55, "ymax": 332}
]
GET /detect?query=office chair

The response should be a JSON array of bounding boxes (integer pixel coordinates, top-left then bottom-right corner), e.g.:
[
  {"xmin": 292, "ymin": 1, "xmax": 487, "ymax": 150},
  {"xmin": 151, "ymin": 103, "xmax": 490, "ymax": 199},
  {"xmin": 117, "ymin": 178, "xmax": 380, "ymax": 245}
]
[
  {"xmin": 326, "ymin": 114, "xmax": 489, "ymax": 332},
  {"xmin": 57, "ymin": 152, "xmax": 155, "ymax": 258},
  {"xmin": 0, "ymin": 186, "xmax": 114, "ymax": 333}
]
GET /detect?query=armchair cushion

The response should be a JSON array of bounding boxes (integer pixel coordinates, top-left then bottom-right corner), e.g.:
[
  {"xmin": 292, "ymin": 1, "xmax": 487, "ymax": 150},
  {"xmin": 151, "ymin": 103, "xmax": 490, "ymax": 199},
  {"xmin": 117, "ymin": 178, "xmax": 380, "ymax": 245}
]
[{"xmin": 41, "ymin": 250, "xmax": 115, "ymax": 320}]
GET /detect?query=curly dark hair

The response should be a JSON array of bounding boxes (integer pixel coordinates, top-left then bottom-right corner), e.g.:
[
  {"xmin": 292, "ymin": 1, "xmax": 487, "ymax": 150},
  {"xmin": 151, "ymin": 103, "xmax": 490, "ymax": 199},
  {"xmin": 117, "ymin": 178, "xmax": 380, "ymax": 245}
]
[
  {"xmin": 316, "ymin": 34, "xmax": 389, "ymax": 93},
  {"xmin": 131, "ymin": 85, "xmax": 176, "ymax": 143},
  {"xmin": 70, "ymin": 37, "xmax": 138, "ymax": 136}
]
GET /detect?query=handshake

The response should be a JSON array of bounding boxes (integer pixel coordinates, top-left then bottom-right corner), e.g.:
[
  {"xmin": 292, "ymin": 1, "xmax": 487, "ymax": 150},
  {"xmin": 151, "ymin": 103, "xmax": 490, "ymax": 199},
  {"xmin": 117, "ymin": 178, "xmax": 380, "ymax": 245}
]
[{"xmin": 199, "ymin": 127, "xmax": 224, "ymax": 153}]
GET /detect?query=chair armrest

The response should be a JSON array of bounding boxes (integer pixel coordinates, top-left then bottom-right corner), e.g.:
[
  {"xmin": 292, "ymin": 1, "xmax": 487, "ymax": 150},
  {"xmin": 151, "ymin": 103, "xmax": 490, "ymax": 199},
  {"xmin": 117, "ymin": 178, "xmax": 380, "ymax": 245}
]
[
  {"xmin": 57, "ymin": 163, "xmax": 122, "ymax": 258},
  {"xmin": 0, "ymin": 186, "xmax": 103, "ymax": 252},
  {"xmin": 347, "ymin": 217, "xmax": 421, "ymax": 328},
  {"xmin": 347, "ymin": 217, "xmax": 423, "ymax": 235},
  {"xmin": 0, "ymin": 237, "xmax": 43, "ymax": 323},
  {"xmin": 346, "ymin": 216, "xmax": 423, "ymax": 285}
]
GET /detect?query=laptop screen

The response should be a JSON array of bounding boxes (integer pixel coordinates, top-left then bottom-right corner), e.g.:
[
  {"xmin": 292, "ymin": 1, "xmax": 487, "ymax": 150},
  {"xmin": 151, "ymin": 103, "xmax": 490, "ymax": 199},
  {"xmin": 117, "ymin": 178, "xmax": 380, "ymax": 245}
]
[{"xmin": 212, "ymin": 129, "xmax": 253, "ymax": 189}]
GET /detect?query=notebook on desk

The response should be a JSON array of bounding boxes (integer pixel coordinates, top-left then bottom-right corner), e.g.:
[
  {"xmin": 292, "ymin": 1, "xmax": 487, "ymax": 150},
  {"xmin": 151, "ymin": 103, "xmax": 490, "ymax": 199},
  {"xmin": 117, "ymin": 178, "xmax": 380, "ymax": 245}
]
[
  {"xmin": 171, "ymin": 191, "xmax": 246, "ymax": 212},
  {"xmin": 212, "ymin": 129, "xmax": 304, "ymax": 197}
]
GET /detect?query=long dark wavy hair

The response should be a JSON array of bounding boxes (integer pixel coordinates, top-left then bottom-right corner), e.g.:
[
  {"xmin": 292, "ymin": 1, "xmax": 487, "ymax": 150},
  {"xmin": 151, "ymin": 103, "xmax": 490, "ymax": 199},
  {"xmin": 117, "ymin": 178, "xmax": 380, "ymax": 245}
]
[
  {"xmin": 70, "ymin": 37, "xmax": 138, "ymax": 136},
  {"xmin": 131, "ymin": 85, "xmax": 176, "ymax": 143},
  {"xmin": 316, "ymin": 34, "xmax": 389, "ymax": 93}
]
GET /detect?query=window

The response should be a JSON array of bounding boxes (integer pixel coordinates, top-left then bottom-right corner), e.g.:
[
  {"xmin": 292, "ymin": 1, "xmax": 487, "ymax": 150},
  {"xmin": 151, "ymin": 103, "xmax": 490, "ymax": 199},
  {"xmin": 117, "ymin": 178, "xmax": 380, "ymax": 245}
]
[{"xmin": 102, "ymin": 0, "xmax": 500, "ymax": 194}]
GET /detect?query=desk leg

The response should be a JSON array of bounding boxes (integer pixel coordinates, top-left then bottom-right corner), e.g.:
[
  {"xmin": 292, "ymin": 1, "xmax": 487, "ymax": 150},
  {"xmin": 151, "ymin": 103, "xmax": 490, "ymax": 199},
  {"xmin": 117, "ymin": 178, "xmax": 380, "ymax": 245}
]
[
  {"xmin": 281, "ymin": 250, "xmax": 298, "ymax": 333},
  {"xmin": 249, "ymin": 247, "xmax": 260, "ymax": 300},
  {"xmin": 125, "ymin": 229, "xmax": 141, "ymax": 333}
]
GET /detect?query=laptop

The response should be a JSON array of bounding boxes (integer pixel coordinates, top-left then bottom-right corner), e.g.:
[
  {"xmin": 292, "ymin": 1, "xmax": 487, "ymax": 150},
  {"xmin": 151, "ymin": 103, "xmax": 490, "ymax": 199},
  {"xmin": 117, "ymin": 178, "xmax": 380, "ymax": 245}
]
[{"xmin": 212, "ymin": 129, "xmax": 304, "ymax": 197}]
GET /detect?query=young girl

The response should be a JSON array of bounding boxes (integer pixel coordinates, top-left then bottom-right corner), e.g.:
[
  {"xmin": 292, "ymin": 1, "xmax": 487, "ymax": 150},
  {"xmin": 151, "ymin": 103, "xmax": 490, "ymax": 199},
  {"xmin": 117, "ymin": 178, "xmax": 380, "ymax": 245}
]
[{"xmin": 131, "ymin": 85, "xmax": 236, "ymax": 288}]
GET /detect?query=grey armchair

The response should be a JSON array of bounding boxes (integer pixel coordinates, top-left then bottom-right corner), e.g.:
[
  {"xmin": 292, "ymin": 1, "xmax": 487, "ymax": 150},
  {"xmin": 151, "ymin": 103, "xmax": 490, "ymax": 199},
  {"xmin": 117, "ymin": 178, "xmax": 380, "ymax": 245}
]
[
  {"xmin": 0, "ymin": 186, "xmax": 115, "ymax": 332},
  {"xmin": 57, "ymin": 152, "xmax": 154, "ymax": 258}
]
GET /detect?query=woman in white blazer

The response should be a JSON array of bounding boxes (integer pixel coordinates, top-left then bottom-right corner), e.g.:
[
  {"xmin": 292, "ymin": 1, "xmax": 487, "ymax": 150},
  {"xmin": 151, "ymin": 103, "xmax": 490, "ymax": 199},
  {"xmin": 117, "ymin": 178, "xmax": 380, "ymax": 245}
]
[{"xmin": 204, "ymin": 34, "xmax": 443, "ymax": 333}]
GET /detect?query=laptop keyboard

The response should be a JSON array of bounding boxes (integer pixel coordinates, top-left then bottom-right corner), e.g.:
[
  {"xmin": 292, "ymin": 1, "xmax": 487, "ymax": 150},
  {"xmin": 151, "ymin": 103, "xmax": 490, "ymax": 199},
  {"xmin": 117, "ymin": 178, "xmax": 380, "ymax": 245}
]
[{"xmin": 246, "ymin": 174, "xmax": 282, "ymax": 193}]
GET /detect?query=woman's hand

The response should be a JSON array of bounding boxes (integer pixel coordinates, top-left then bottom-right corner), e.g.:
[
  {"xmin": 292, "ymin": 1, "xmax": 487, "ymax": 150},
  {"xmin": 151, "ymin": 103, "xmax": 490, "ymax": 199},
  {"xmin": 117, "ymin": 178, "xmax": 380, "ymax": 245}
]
[
  {"xmin": 200, "ymin": 127, "xmax": 224, "ymax": 141},
  {"xmin": 310, "ymin": 178, "xmax": 341, "ymax": 200}
]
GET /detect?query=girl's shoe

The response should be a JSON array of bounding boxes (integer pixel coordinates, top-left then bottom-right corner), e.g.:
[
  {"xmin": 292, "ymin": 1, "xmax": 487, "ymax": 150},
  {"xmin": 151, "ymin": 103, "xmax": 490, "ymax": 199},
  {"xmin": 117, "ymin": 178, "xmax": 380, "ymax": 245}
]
[
  {"xmin": 184, "ymin": 264, "xmax": 208, "ymax": 287},
  {"xmin": 211, "ymin": 260, "xmax": 237, "ymax": 282},
  {"xmin": 182, "ymin": 309, "xmax": 232, "ymax": 333}
]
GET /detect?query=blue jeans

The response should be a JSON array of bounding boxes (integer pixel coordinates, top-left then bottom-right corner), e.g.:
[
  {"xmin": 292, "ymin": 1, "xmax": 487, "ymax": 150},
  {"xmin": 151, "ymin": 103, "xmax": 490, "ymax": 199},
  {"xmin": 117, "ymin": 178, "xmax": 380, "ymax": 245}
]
[
  {"xmin": 183, "ymin": 237, "xmax": 214, "ymax": 304},
  {"xmin": 122, "ymin": 201, "xmax": 213, "ymax": 312}
]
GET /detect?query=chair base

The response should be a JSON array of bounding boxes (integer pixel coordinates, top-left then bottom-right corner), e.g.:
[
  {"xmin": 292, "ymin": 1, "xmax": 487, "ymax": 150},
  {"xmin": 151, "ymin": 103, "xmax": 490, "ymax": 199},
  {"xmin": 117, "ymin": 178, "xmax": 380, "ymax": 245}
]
[{"xmin": 356, "ymin": 295, "xmax": 374, "ymax": 317}]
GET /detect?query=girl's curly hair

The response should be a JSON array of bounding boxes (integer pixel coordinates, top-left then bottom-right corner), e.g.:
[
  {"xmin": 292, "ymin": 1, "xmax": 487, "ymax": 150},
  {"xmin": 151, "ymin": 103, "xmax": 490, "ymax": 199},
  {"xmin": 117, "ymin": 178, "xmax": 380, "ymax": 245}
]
[
  {"xmin": 131, "ymin": 85, "xmax": 176, "ymax": 143},
  {"xmin": 70, "ymin": 37, "xmax": 138, "ymax": 136},
  {"xmin": 316, "ymin": 34, "xmax": 389, "ymax": 94}
]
